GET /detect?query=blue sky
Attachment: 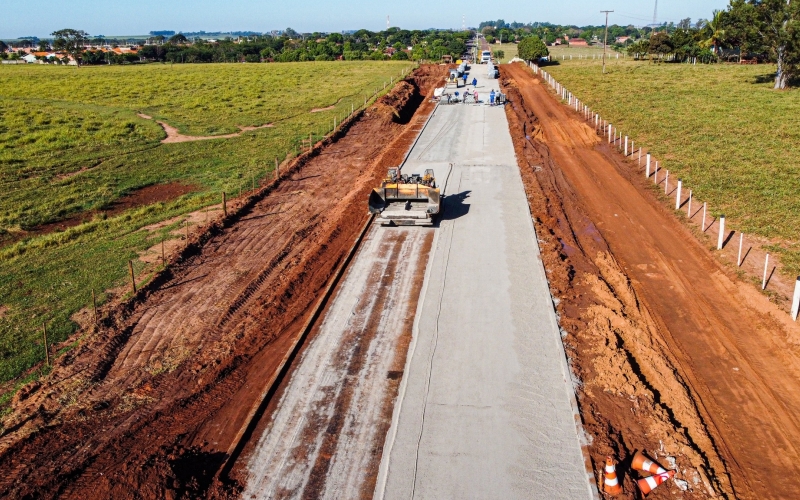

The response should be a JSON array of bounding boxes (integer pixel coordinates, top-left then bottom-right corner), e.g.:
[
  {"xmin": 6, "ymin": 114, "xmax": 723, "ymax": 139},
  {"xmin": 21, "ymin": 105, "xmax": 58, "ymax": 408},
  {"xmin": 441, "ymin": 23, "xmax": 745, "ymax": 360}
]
[{"xmin": 2, "ymin": 0, "xmax": 729, "ymax": 38}]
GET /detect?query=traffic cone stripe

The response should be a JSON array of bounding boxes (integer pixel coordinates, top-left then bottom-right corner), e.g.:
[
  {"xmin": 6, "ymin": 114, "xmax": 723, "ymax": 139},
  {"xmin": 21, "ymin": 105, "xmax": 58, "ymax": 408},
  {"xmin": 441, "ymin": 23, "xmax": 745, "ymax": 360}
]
[
  {"xmin": 637, "ymin": 471, "xmax": 674, "ymax": 495},
  {"xmin": 603, "ymin": 456, "xmax": 623, "ymax": 495},
  {"xmin": 632, "ymin": 451, "xmax": 668, "ymax": 474},
  {"xmin": 641, "ymin": 458, "xmax": 666, "ymax": 474}
]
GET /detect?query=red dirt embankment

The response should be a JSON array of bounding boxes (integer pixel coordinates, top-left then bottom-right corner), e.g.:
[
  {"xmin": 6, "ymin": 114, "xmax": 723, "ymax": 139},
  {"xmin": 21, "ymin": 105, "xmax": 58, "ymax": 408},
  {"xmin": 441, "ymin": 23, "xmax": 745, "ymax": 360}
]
[
  {"xmin": 0, "ymin": 65, "xmax": 446, "ymax": 499},
  {"xmin": 501, "ymin": 62, "xmax": 800, "ymax": 499}
]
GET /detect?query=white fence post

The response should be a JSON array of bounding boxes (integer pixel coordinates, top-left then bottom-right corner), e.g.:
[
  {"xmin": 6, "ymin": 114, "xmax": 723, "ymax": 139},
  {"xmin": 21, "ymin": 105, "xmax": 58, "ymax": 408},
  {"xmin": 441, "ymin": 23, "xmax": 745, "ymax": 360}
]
[
  {"xmin": 762, "ymin": 253, "xmax": 770, "ymax": 290},
  {"xmin": 646, "ymin": 154, "xmax": 651, "ymax": 177},
  {"xmin": 624, "ymin": 136, "xmax": 628, "ymax": 156},
  {"xmin": 792, "ymin": 278, "xmax": 800, "ymax": 320},
  {"xmin": 702, "ymin": 202, "xmax": 707, "ymax": 231},
  {"xmin": 676, "ymin": 179, "xmax": 682, "ymax": 210},
  {"xmin": 717, "ymin": 214, "xmax": 726, "ymax": 249},
  {"xmin": 738, "ymin": 233, "xmax": 744, "ymax": 266}
]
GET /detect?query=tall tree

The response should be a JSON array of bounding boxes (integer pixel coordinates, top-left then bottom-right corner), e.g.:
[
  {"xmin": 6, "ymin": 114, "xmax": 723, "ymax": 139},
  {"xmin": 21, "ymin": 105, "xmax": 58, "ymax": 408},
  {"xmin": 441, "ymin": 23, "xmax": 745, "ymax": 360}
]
[
  {"xmin": 700, "ymin": 10, "xmax": 727, "ymax": 54},
  {"xmin": 753, "ymin": 0, "xmax": 800, "ymax": 88},
  {"xmin": 727, "ymin": 0, "xmax": 800, "ymax": 87},
  {"xmin": 517, "ymin": 35, "xmax": 549, "ymax": 62},
  {"xmin": 51, "ymin": 29, "xmax": 89, "ymax": 65},
  {"xmin": 168, "ymin": 33, "xmax": 188, "ymax": 44}
]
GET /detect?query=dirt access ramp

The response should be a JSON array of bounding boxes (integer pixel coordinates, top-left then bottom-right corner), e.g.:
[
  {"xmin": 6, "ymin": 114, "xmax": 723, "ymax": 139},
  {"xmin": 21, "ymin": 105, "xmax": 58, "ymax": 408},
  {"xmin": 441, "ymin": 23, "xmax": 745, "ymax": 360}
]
[
  {"xmin": 501, "ymin": 62, "xmax": 800, "ymax": 499},
  {"xmin": 0, "ymin": 65, "xmax": 447, "ymax": 499}
]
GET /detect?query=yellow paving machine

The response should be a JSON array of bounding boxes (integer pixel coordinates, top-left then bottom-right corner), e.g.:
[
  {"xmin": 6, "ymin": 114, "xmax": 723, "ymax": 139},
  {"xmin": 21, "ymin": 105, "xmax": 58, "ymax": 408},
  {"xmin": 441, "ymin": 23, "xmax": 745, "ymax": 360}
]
[{"xmin": 369, "ymin": 168, "xmax": 441, "ymax": 226}]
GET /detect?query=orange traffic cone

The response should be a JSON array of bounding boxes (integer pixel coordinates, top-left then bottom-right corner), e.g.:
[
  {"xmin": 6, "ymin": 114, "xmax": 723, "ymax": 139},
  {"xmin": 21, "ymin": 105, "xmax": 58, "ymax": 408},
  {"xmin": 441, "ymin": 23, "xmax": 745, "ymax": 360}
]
[
  {"xmin": 637, "ymin": 470, "xmax": 674, "ymax": 495},
  {"xmin": 603, "ymin": 456, "xmax": 623, "ymax": 495},
  {"xmin": 631, "ymin": 451, "xmax": 668, "ymax": 475}
]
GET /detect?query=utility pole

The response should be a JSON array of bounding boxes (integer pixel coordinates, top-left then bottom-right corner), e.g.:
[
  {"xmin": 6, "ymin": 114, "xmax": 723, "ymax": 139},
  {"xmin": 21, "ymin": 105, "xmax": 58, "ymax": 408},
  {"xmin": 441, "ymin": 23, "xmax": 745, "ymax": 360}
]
[{"xmin": 601, "ymin": 10, "xmax": 614, "ymax": 74}]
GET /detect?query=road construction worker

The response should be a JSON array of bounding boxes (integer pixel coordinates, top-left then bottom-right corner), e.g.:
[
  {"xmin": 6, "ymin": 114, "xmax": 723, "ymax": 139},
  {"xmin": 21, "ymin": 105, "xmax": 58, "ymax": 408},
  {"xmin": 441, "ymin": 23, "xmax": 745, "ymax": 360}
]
[
  {"xmin": 489, "ymin": 89, "xmax": 496, "ymax": 106},
  {"xmin": 472, "ymin": 77, "xmax": 477, "ymax": 87}
]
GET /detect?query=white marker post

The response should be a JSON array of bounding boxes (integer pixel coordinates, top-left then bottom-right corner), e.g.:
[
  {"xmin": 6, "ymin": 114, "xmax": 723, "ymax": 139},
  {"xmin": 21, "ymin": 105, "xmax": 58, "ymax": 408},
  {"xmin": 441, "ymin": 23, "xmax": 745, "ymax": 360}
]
[
  {"xmin": 717, "ymin": 214, "xmax": 725, "ymax": 249},
  {"xmin": 762, "ymin": 253, "xmax": 770, "ymax": 290},
  {"xmin": 738, "ymin": 233, "xmax": 744, "ymax": 266},
  {"xmin": 665, "ymin": 171, "xmax": 669, "ymax": 193},
  {"xmin": 646, "ymin": 154, "xmax": 651, "ymax": 177},
  {"xmin": 608, "ymin": 124, "xmax": 612, "ymax": 143},
  {"xmin": 791, "ymin": 278, "xmax": 800, "ymax": 321},
  {"xmin": 676, "ymin": 179, "xmax": 682, "ymax": 210}
]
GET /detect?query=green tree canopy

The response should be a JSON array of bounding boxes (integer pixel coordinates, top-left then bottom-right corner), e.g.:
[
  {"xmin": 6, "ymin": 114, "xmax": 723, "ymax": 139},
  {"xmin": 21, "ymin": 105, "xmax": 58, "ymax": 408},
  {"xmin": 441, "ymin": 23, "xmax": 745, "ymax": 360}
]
[
  {"xmin": 649, "ymin": 31, "xmax": 674, "ymax": 57},
  {"xmin": 51, "ymin": 29, "xmax": 89, "ymax": 65},
  {"xmin": 745, "ymin": 0, "xmax": 799, "ymax": 88},
  {"xmin": 518, "ymin": 35, "xmax": 549, "ymax": 61},
  {"xmin": 168, "ymin": 34, "xmax": 188, "ymax": 44}
]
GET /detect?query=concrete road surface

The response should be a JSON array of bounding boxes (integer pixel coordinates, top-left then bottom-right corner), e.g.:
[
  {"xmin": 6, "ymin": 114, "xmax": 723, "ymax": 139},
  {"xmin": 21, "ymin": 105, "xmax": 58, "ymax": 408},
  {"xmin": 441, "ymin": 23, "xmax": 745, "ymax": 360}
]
[
  {"xmin": 375, "ymin": 70, "xmax": 597, "ymax": 500},
  {"xmin": 241, "ymin": 226, "xmax": 433, "ymax": 499}
]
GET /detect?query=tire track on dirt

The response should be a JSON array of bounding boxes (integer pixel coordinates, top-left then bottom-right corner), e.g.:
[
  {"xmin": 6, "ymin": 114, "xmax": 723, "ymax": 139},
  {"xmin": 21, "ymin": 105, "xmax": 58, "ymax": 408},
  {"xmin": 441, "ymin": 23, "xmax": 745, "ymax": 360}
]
[{"xmin": 500, "ymin": 63, "xmax": 800, "ymax": 499}]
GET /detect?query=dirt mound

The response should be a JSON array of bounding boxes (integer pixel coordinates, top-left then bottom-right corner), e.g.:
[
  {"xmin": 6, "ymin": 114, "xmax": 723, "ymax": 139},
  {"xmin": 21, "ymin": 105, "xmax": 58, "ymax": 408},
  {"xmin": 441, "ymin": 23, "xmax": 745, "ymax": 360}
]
[{"xmin": 0, "ymin": 64, "xmax": 447, "ymax": 499}]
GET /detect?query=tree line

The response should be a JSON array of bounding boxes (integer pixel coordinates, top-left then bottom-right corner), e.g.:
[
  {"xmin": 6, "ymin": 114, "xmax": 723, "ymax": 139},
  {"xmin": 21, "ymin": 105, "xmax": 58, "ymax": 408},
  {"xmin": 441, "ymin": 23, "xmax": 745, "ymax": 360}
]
[{"xmin": 7, "ymin": 28, "xmax": 470, "ymax": 66}]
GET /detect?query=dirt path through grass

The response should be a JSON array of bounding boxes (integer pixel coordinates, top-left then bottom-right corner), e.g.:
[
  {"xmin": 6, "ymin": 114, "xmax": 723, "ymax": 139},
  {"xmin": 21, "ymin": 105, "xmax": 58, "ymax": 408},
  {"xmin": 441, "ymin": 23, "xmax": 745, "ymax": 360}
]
[{"xmin": 136, "ymin": 114, "xmax": 274, "ymax": 143}]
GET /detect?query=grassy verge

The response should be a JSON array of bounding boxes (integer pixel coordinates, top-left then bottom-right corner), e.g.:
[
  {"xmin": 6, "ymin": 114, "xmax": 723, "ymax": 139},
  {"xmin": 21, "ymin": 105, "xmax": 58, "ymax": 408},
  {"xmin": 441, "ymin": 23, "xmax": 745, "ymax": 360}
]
[
  {"xmin": 0, "ymin": 61, "xmax": 414, "ymax": 386},
  {"xmin": 543, "ymin": 58, "xmax": 800, "ymax": 274},
  {"xmin": 549, "ymin": 45, "xmax": 623, "ymax": 60},
  {"xmin": 494, "ymin": 43, "xmax": 518, "ymax": 63}
]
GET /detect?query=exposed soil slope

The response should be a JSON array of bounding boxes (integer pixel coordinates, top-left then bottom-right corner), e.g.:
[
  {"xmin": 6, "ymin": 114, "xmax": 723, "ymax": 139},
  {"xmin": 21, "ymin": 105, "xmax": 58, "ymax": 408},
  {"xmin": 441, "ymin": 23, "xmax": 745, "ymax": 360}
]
[
  {"xmin": 0, "ymin": 65, "xmax": 446, "ymax": 499},
  {"xmin": 501, "ymin": 63, "xmax": 800, "ymax": 499}
]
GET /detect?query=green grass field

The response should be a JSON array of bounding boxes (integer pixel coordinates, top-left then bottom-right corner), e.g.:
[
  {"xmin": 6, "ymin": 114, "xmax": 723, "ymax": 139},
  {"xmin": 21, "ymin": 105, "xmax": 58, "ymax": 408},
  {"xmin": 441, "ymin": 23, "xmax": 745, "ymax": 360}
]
[
  {"xmin": 548, "ymin": 45, "xmax": 623, "ymax": 60},
  {"xmin": 543, "ymin": 58, "xmax": 800, "ymax": 274},
  {"xmin": 0, "ymin": 61, "xmax": 413, "ymax": 389},
  {"xmin": 494, "ymin": 43, "xmax": 518, "ymax": 64}
]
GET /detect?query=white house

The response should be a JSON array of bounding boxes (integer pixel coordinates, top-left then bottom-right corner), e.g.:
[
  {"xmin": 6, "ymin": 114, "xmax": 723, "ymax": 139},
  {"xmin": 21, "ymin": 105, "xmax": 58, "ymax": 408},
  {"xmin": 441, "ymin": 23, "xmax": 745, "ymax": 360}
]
[{"xmin": 22, "ymin": 54, "xmax": 37, "ymax": 63}]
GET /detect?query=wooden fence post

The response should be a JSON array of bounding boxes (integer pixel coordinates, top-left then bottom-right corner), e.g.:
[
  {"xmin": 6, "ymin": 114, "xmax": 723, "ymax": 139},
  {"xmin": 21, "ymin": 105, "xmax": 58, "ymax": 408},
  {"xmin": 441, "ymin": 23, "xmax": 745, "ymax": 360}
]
[
  {"xmin": 129, "ymin": 260, "xmax": 137, "ymax": 294},
  {"xmin": 42, "ymin": 322, "xmax": 50, "ymax": 367}
]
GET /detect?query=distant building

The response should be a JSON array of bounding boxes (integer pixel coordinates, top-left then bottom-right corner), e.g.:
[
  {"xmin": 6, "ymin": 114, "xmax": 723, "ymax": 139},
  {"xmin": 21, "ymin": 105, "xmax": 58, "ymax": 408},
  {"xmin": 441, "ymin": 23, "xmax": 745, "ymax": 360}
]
[
  {"xmin": 568, "ymin": 38, "xmax": 588, "ymax": 47},
  {"xmin": 615, "ymin": 36, "xmax": 631, "ymax": 44},
  {"xmin": 21, "ymin": 54, "xmax": 37, "ymax": 63}
]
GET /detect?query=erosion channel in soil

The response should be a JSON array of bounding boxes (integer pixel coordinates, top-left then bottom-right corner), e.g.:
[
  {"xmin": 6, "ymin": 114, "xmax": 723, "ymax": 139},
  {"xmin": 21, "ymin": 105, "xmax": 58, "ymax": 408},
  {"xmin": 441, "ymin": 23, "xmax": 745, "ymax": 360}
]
[
  {"xmin": 0, "ymin": 65, "xmax": 447, "ymax": 499},
  {"xmin": 501, "ymin": 63, "xmax": 800, "ymax": 500}
]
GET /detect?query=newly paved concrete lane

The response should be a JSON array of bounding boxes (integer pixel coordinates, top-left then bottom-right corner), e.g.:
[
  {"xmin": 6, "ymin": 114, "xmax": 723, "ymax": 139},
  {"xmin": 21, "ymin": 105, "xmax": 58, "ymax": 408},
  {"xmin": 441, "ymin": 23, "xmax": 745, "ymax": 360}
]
[
  {"xmin": 376, "ymin": 72, "xmax": 596, "ymax": 499},
  {"xmin": 242, "ymin": 226, "xmax": 433, "ymax": 499}
]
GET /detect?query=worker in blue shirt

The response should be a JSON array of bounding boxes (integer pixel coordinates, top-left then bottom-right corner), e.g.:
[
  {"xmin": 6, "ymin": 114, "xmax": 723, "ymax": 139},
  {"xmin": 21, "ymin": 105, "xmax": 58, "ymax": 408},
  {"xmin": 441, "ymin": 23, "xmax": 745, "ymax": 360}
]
[
  {"xmin": 472, "ymin": 77, "xmax": 478, "ymax": 87},
  {"xmin": 489, "ymin": 89, "xmax": 496, "ymax": 106}
]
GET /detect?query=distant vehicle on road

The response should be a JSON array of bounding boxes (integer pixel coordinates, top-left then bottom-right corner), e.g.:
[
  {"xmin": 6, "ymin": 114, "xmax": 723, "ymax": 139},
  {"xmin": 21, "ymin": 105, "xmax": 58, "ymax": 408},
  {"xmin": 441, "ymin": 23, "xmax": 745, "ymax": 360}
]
[{"xmin": 480, "ymin": 50, "xmax": 491, "ymax": 64}]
